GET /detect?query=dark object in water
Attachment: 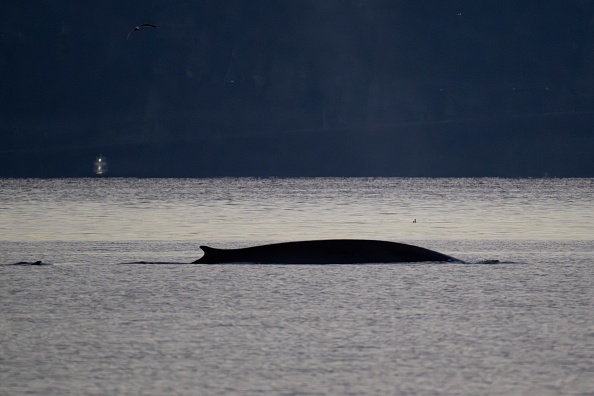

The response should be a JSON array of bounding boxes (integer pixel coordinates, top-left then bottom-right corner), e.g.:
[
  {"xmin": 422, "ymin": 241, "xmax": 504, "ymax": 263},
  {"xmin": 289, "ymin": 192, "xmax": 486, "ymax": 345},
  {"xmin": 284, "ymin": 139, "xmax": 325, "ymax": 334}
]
[
  {"xmin": 121, "ymin": 261, "xmax": 185, "ymax": 265},
  {"xmin": 11, "ymin": 261, "xmax": 50, "ymax": 266},
  {"xmin": 193, "ymin": 239, "xmax": 463, "ymax": 264}
]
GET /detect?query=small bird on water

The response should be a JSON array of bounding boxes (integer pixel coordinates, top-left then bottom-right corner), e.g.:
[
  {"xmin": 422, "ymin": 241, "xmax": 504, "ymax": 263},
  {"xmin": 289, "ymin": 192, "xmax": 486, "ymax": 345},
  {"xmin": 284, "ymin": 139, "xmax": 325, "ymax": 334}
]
[{"xmin": 127, "ymin": 23, "xmax": 157, "ymax": 40}]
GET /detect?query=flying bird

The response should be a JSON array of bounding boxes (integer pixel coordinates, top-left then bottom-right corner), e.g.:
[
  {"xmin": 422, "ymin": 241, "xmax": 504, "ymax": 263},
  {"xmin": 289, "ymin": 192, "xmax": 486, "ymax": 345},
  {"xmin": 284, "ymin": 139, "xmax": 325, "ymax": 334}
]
[{"xmin": 127, "ymin": 23, "xmax": 157, "ymax": 40}]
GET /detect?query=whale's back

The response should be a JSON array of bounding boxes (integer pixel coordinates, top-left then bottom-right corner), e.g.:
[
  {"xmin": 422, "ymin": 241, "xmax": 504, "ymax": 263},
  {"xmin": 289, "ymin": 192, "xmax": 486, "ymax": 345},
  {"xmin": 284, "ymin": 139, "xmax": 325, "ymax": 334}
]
[{"xmin": 194, "ymin": 239, "xmax": 461, "ymax": 264}]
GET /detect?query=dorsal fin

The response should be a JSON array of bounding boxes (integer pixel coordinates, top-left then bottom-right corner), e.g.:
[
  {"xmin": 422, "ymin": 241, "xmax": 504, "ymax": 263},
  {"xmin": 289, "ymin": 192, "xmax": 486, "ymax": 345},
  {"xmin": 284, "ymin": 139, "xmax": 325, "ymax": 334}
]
[{"xmin": 193, "ymin": 245, "xmax": 224, "ymax": 263}]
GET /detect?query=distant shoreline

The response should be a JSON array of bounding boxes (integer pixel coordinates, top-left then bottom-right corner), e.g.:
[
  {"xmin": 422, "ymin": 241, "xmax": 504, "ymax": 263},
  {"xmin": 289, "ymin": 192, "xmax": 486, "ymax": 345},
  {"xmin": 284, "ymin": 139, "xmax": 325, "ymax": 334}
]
[{"xmin": 1, "ymin": 111, "xmax": 593, "ymax": 178}]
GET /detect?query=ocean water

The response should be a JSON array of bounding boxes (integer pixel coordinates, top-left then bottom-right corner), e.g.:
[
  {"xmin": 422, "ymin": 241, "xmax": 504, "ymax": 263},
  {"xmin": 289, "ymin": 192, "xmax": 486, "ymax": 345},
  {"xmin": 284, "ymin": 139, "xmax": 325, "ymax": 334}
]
[{"xmin": 1, "ymin": 178, "xmax": 593, "ymax": 395}]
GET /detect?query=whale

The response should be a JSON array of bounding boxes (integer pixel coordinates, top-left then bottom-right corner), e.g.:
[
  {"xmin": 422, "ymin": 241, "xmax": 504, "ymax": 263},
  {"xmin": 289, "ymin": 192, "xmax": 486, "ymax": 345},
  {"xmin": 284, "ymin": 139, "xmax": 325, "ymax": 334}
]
[
  {"xmin": 193, "ymin": 239, "xmax": 463, "ymax": 264},
  {"xmin": 10, "ymin": 261, "xmax": 50, "ymax": 266}
]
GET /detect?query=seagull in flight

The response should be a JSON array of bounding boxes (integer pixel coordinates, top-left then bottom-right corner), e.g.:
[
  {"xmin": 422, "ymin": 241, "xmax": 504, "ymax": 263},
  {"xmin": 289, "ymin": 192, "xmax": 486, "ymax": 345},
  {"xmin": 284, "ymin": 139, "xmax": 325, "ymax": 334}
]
[{"xmin": 127, "ymin": 23, "xmax": 157, "ymax": 40}]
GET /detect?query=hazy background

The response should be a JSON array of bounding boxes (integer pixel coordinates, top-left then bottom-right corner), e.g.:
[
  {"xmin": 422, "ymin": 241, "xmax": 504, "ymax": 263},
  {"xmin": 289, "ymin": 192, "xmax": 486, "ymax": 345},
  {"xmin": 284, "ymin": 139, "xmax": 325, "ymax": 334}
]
[{"xmin": 2, "ymin": 0, "xmax": 594, "ymax": 177}]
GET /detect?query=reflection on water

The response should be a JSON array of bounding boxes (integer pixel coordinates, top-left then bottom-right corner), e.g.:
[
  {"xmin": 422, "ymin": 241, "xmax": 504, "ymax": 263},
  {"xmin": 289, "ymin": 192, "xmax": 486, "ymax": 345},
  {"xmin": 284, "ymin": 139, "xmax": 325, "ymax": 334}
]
[
  {"xmin": 93, "ymin": 155, "xmax": 108, "ymax": 175},
  {"xmin": 1, "ymin": 178, "xmax": 593, "ymax": 241}
]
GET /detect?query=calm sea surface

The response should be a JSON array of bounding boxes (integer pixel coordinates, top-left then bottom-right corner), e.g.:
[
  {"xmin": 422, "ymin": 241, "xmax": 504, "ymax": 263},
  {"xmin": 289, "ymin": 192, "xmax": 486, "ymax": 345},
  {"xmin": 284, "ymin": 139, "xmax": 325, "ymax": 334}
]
[{"xmin": 1, "ymin": 178, "xmax": 593, "ymax": 395}]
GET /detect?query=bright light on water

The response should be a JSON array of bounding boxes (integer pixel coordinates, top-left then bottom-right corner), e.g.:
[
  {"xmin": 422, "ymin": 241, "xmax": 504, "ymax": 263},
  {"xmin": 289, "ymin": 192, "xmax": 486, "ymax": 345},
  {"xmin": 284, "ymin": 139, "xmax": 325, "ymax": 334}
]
[{"xmin": 93, "ymin": 156, "xmax": 107, "ymax": 176}]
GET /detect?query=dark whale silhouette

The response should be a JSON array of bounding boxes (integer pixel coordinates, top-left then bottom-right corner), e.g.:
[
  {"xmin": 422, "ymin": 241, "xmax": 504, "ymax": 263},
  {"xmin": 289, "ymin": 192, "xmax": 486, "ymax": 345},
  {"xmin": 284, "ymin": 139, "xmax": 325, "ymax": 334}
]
[
  {"xmin": 193, "ymin": 239, "xmax": 462, "ymax": 264},
  {"xmin": 10, "ymin": 261, "xmax": 50, "ymax": 266}
]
